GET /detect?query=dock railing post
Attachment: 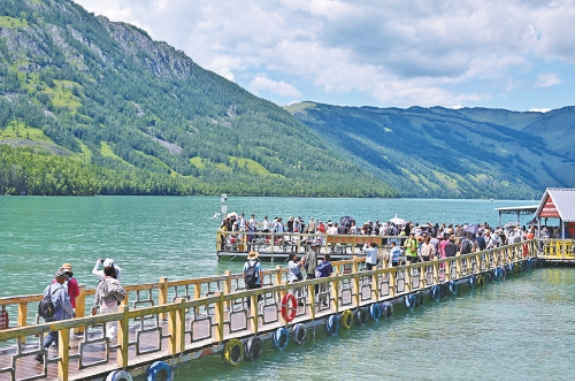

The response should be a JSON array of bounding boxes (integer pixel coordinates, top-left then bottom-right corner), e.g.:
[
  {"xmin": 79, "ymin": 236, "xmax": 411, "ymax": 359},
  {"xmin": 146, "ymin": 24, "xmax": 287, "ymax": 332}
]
[
  {"xmin": 193, "ymin": 284, "xmax": 201, "ymax": 316},
  {"xmin": 307, "ymin": 282, "xmax": 316, "ymax": 319},
  {"xmin": 351, "ymin": 256, "xmax": 360, "ymax": 307},
  {"xmin": 214, "ymin": 291, "xmax": 224, "ymax": 343},
  {"xmin": 330, "ymin": 273, "xmax": 339, "ymax": 313},
  {"xmin": 159, "ymin": 277, "xmax": 168, "ymax": 321},
  {"xmin": 74, "ymin": 285, "xmax": 86, "ymax": 335},
  {"xmin": 57, "ymin": 327, "xmax": 69, "ymax": 381},
  {"xmin": 117, "ymin": 305, "xmax": 129, "ymax": 368},
  {"xmin": 169, "ymin": 298, "xmax": 185, "ymax": 355},
  {"xmin": 17, "ymin": 302, "xmax": 27, "ymax": 343},
  {"xmin": 250, "ymin": 292, "xmax": 259, "ymax": 334},
  {"xmin": 224, "ymin": 270, "xmax": 232, "ymax": 311},
  {"xmin": 270, "ymin": 232, "xmax": 275, "ymax": 255}
]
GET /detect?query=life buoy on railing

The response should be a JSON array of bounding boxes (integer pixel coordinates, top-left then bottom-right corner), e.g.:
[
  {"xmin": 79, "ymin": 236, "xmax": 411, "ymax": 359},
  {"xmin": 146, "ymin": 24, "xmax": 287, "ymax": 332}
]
[
  {"xmin": 369, "ymin": 303, "xmax": 382, "ymax": 321},
  {"xmin": 430, "ymin": 285, "xmax": 440, "ymax": 301},
  {"xmin": 468, "ymin": 276, "xmax": 476, "ymax": 289},
  {"xmin": 281, "ymin": 293, "xmax": 297, "ymax": 322},
  {"xmin": 292, "ymin": 323, "xmax": 307, "ymax": 345},
  {"xmin": 325, "ymin": 314, "xmax": 339, "ymax": 336},
  {"xmin": 146, "ymin": 361, "xmax": 172, "ymax": 381},
  {"xmin": 271, "ymin": 327, "xmax": 289, "ymax": 350},
  {"xmin": 381, "ymin": 302, "xmax": 393, "ymax": 318},
  {"xmin": 404, "ymin": 294, "xmax": 416, "ymax": 310},
  {"xmin": 354, "ymin": 307, "xmax": 369, "ymax": 325},
  {"xmin": 222, "ymin": 338, "xmax": 244, "ymax": 367},
  {"xmin": 106, "ymin": 370, "xmax": 133, "ymax": 381},
  {"xmin": 341, "ymin": 309, "xmax": 354, "ymax": 329},
  {"xmin": 448, "ymin": 281, "xmax": 457, "ymax": 295},
  {"xmin": 244, "ymin": 336, "xmax": 263, "ymax": 361}
]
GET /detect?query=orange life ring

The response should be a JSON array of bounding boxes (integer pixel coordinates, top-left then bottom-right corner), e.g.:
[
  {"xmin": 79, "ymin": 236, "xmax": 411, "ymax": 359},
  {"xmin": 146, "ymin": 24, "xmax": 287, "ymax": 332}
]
[{"xmin": 281, "ymin": 293, "xmax": 297, "ymax": 322}]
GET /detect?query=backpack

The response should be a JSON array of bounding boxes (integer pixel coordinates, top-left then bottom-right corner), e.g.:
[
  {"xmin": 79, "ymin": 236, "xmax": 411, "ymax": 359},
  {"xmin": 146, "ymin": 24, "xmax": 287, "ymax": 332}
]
[
  {"xmin": 38, "ymin": 286, "xmax": 62, "ymax": 319},
  {"xmin": 244, "ymin": 260, "xmax": 259, "ymax": 287},
  {"xmin": 461, "ymin": 239, "xmax": 471, "ymax": 254}
]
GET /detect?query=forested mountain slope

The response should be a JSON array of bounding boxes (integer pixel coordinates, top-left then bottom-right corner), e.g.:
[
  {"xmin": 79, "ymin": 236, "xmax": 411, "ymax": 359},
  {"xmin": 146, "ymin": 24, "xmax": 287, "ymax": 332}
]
[
  {"xmin": 287, "ymin": 102, "xmax": 575, "ymax": 199},
  {"xmin": 0, "ymin": 0, "xmax": 396, "ymax": 197}
]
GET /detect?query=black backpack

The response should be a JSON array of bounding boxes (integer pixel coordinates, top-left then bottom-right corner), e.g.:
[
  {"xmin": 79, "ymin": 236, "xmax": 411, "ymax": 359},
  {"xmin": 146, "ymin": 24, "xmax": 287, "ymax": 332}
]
[
  {"xmin": 461, "ymin": 239, "xmax": 471, "ymax": 254},
  {"xmin": 244, "ymin": 260, "xmax": 259, "ymax": 287},
  {"xmin": 38, "ymin": 286, "xmax": 62, "ymax": 318}
]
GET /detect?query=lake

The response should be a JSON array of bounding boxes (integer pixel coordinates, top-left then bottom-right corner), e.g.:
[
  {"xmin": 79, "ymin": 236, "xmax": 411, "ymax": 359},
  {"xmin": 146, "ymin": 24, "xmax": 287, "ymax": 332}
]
[{"xmin": 0, "ymin": 196, "xmax": 573, "ymax": 380}]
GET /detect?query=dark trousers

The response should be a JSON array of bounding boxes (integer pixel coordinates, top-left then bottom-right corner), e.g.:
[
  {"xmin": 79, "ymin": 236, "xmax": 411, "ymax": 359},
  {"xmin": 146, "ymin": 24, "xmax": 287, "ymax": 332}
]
[
  {"xmin": 246, "ymin": 284, "xmax": 262, "ymax": 310},
  {"xmin": 366, "ymin": 263, "xmax": 376, "ymax": 271},
  {"xmin": 306, "ymin": 274, "xmax": 318, "ymax": 294}
]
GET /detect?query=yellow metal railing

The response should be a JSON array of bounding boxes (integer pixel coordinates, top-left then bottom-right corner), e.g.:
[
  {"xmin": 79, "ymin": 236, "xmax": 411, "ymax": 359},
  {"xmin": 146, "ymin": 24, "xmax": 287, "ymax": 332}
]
[
  {"xmin": 0, "ymin": 241, "xmax": 541, "ymax": 381},
  {"xmin": 537, "ymin": 239, "xmax": 575, "ymax": 261}
]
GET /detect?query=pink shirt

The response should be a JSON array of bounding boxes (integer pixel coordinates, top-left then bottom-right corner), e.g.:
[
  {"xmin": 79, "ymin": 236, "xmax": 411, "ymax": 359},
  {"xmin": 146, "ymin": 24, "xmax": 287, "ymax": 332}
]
[{"xmin": 438, "ymin": 240, "xmax": 448, "ymax": 259}]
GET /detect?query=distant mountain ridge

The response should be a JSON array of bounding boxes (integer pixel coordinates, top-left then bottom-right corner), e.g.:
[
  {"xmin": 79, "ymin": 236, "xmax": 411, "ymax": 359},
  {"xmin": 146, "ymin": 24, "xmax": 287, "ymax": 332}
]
[
  {"xmin": 286, "ymin": 102, "xmax": 575, "ymax": 199},
  {"xmin": 0, "ymin": 0, "xmax": 395, "ymax": 197},
  {"xmin": 0, "ymin": 0, "xmax": 573, "ymax": 199}
]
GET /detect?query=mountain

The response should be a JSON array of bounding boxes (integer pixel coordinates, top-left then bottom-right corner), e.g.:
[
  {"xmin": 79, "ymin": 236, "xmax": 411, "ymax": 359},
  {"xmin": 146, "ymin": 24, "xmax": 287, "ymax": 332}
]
[
  {"xmin": 0, "ymin": 0, "xmax": 396, "ymax": 197},
  {"xmin": 286, "ymin": 102, "xmax": 575, "ymax": 199}
]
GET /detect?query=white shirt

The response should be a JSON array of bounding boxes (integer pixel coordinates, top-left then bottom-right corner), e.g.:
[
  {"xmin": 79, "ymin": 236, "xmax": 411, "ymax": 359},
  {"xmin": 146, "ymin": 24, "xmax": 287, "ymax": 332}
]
[
  {"xmin": 327, "ymin": 226, "xmax": 338, "ymax": 235},
  {"xmin": 262, "ymin": 219, "xmax": 269, "ymax": 230}
]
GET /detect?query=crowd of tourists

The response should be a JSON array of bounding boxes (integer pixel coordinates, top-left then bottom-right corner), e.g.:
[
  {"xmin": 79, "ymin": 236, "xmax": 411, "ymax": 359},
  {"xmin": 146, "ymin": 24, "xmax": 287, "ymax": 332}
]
[
  {"xmin": 34, "ymin": 259, "xmax": 124, "ymax": 365},
  {"xmin": 220, "ymin": 213, "xmax": 541, "ymax": 254}
]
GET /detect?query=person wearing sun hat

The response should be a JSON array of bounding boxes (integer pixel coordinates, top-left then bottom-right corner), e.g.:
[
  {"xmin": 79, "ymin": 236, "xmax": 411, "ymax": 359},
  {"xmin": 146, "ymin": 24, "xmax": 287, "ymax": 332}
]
[
  {"xmin": 35, "ymin": 269, "xmax": 75, "ymax": 364},
  {"xmin": 243, "ymin": 251, "xmax": 263, "ymax": 310},
  {"xmin": 52, "ymin": 263, "xmax": 79, "ymax": 309},
  {"xmin": 92, "ymin": 257, "xmax": 123, "ymax": 281}
]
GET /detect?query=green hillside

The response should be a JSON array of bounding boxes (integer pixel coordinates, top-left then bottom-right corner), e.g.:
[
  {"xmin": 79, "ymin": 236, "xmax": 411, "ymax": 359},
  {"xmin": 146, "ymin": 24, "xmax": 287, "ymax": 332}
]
[
  {"xmin": 0, "ymin": 0, "xmax": 396, "ymax": 197},
  {"xmin": 286, "ymin": 102, "xmax": 575, "ymax": 199}
]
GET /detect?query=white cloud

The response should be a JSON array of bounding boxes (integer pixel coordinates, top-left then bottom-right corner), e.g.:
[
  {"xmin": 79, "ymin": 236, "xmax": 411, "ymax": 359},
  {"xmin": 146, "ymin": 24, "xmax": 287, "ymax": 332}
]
[
  {"xmin": 74, "ymin": 0, "xmax": 575, "ymax": 108},
  {"xmin": 529, "ymin": 108, "xmax": 551, "ymax": 113},
  {"xmin": 249, "ymin": 76, "xmax": 302, "ymax": 98},
  {"xmin": 534, "ymin": 73, "xmax": 563, "ymax": 88}
]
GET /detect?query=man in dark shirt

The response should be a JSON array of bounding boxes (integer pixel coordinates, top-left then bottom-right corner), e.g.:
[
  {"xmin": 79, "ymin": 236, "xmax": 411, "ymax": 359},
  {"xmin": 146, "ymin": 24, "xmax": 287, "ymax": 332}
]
[
  {"xmin": 476, "ymin": 232, "xmax": 486, "ymax": 251},
  {"xmin": 445, "ymin": 237, "xmax": 457, "ymax": 257}
]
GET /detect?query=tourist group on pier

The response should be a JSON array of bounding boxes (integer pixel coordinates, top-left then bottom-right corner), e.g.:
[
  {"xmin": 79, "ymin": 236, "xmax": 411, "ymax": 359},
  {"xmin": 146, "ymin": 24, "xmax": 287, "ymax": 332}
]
[{"xmin": 221, "ymin": 213, "xmax": 541, "ymax": 261}]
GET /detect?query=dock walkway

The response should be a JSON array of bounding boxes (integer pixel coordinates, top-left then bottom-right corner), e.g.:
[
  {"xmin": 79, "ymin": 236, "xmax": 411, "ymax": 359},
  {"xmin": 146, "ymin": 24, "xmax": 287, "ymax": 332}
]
[{"xmin": 0, "ymin": 239, "xmax": 573, "ymax": 381}]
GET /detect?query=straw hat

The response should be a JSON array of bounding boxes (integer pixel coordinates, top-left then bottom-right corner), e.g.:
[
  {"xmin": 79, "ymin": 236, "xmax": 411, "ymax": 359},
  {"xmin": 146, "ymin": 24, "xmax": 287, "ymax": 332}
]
[{"xmin": 247, "ymin": 251, "xmax": 259, "ymax": 260}]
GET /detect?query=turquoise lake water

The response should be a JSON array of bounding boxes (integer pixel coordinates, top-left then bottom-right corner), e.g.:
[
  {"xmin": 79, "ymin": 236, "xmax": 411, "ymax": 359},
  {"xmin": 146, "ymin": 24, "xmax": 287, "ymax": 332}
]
[{"xmin": 0, "ymin": 196, "xmax": 573, "ymax": 379}]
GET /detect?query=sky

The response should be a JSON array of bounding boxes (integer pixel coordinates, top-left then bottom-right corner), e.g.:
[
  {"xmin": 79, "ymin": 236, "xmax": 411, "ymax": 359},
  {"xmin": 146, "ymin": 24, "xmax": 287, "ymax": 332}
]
[{"xmin": 74, "ymin": 0, "xmax": 575, "ymax": 111}]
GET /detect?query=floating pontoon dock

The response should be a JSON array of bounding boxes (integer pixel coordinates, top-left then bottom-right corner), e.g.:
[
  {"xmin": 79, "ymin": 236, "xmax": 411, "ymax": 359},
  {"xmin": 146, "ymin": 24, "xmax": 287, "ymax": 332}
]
[{"xmin": 0, "ymin": 239, "xmax": 574, "ymax": 381}]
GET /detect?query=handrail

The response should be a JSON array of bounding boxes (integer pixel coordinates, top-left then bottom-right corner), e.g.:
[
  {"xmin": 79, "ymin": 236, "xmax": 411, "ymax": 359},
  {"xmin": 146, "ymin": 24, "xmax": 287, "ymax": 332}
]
[
  {"xmin": 0, "ymin": 240, "xmax": 543, "ymax": 381},
  {"xmin": 0, "ymin": 239, "xmax": 569, "ymax": 333}
]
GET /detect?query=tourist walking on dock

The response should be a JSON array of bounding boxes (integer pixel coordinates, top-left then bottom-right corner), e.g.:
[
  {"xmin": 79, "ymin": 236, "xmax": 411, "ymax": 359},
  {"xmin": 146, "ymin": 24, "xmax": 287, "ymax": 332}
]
[
  {"xmin": 404, "ymin": 233, "xmax": 419, "ymax": 263},
  {"xmin": 305, "ymin": 242, "xmax": 320, "ymax": 295},
  {"xmin": 445, "ymin": 236, "xmax": 457, "ymax": 257},
  {"xmin": 365, "ymin": 242, "xmax": 378, "ymax": 270},
  {"xmin": 35, "ymin": 269, "xmax": 76, "ymax": 364},
  {"xmin": 316, "ymin": 254, "xmax": 333, "ymax": 307},
  {"xmin": 91, "ymin": 266, "xmax": 125, "ymax": 340},
  {"xmin": 243, "ymin": 251, "xmax": 263, "ymax": 310},
  {"xmin": 92, "ymin": 258, "xmax": 122, "ymax": 281},
  {"xmin": 52, "ymin": 263, "xmax": 79, "ymax": 311},
  {"xmin": 420, "ymin": 237, "xmax": 434, "ymax": 261},
  {"xmin": 288, "ymin": 253, "xmax": 305, "ymax": 306},
  {"xmin": 476, "ymin": 232, "xmax": 486, "ymax": 252},
  {"xmin": 307, "ymin": 217, "xmax": 316, "ymax": 234},
  {"xmin": 389, "ymin": 241, "xmax": 401, "ymax": 267}
]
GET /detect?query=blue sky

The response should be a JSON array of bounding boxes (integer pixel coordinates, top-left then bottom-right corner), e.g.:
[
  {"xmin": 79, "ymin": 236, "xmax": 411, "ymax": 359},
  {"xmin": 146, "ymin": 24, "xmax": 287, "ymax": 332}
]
[{"xmin": 75, "ymin": 0, "xmax": 575, "ymax": 111}]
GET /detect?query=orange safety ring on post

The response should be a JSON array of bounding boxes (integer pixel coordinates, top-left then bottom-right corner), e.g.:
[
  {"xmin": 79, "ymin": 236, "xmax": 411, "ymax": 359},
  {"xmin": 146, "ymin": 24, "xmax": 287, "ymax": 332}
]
[{"xmin": 281, "ymin": 293, "xmax": 298, "ymax": 322}]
